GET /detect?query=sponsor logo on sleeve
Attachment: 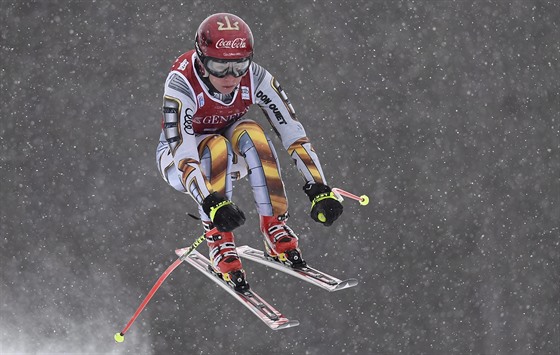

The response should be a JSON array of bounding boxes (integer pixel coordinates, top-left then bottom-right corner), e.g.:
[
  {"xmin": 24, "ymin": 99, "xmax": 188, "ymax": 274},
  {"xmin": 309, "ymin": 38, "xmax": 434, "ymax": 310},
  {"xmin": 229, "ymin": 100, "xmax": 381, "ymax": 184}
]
[
  {"xmin": 256, "ymin": 90, "xmax": 286, "ymax": 124},
  {"xmin": 183, "ymin": 108, "xmax": 194, "ymax": 135}
]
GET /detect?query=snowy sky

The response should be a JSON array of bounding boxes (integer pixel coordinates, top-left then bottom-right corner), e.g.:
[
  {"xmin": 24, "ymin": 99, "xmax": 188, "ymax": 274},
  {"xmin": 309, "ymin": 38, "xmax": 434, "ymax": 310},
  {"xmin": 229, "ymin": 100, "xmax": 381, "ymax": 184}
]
[{"xmin": 1, "ymin": 1, "xmax": 558, "ymax": 354}]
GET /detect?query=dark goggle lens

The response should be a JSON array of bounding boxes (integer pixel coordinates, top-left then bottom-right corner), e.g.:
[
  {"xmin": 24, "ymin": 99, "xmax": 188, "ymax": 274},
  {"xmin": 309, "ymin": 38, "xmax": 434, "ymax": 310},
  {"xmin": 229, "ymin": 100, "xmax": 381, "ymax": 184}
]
[{"xmin": 204, "ymin": 58, "xmax": 251, "ymax": 78}]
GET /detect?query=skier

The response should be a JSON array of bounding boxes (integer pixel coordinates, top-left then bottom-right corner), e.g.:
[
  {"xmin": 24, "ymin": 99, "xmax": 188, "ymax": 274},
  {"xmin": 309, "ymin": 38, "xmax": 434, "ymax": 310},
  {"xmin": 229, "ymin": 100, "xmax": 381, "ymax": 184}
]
[{"xmin": 156, "ymin": 13, "xmax": 343, "ymax": 291}]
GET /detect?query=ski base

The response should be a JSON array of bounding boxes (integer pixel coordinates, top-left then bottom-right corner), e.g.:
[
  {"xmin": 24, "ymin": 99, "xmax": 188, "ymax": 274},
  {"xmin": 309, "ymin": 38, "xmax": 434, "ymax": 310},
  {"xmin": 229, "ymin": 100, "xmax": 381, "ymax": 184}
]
[
  {"xmin": 236, "ymin": 245, "xmax": 358, "ymax": 292},
  {"xmin": 175, "ymin": 247, "xmax": 299, "ymax": 330}
]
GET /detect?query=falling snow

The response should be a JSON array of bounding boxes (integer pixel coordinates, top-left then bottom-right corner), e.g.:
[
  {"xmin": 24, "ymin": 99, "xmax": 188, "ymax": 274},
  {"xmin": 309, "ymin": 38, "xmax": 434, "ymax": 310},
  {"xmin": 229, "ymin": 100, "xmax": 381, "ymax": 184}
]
[{"xmin": 1, "ymin": 1, "xmax": 558, "ymax": 354}]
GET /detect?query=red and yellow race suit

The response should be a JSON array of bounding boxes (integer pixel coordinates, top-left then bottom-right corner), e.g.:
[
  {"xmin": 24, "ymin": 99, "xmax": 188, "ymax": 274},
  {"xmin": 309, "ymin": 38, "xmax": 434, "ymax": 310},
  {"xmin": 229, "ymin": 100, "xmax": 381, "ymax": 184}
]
[{"xmin": 156, "ymin": 50, "xmax": 327, "ymax": 220}]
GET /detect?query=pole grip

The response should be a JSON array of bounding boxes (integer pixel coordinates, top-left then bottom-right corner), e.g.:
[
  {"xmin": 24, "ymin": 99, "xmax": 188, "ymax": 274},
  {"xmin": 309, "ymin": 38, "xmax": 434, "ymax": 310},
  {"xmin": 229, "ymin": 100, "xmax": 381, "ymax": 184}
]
[{"xmin": 331, "ymin": 188, "xmax": 369, "ymax": 205}]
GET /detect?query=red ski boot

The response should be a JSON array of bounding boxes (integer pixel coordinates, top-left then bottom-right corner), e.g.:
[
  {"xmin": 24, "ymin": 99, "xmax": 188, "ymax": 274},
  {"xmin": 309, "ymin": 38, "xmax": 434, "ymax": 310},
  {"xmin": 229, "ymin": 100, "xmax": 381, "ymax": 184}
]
[
  {"xmin": 203, "ymin": 222, "xmax": 249, "ymax": 292},
  {"xmin": 260, "ymin": 215, "xmax": 306, "ymax": 268}
]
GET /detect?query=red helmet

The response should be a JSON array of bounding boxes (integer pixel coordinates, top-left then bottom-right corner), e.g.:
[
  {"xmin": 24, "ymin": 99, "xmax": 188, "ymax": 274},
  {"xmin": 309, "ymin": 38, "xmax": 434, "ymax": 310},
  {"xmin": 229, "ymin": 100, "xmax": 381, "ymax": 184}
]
[{"xmin": 195, "ymin": 13, "xmax": 254, "ymax": 60}]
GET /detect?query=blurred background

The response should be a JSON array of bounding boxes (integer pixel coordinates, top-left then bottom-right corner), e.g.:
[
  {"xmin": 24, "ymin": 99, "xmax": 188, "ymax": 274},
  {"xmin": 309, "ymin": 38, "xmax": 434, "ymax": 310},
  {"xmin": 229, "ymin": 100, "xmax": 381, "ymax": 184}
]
[{"xmin": 1, "ymin": 1, "xmax": 558, "ymax": 354}]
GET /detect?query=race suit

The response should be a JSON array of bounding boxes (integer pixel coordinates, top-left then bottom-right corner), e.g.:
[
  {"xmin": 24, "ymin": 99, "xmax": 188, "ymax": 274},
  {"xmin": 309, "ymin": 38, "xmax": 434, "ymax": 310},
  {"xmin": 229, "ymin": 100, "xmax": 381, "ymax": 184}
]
[{"xmin": 156, "ymin": 50, "xmax": 327, "ymax": 221}]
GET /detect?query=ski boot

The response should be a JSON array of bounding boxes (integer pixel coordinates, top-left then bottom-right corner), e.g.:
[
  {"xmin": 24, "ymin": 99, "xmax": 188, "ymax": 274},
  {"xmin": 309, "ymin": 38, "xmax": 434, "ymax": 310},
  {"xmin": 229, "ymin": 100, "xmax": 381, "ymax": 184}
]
[
  {"xmin": 203, "ymin": 222, "xmax": 250, "ymax": 293},
  {"xmin": 260, "ymin": 215, "xmax": 307, "ymax": 269}
]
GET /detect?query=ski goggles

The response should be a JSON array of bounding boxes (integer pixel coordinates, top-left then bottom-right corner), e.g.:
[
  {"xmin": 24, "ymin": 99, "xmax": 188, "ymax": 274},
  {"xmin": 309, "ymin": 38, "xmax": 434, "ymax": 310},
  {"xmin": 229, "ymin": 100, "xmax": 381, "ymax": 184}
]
[{"xmin": 203, "ymin": 57, "xmax": 251, "ymax": 78}]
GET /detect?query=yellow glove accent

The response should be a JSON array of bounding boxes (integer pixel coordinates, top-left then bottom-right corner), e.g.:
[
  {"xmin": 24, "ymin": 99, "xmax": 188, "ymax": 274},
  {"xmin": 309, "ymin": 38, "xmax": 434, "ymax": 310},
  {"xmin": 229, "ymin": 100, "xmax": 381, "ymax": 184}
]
[
  {"xmin": 209, "ymin": 200, "xmax": 233, "ymax": 221},
  {"xmin": 312, "ymin": 192, "xmax": 337, "ymax": 223}
]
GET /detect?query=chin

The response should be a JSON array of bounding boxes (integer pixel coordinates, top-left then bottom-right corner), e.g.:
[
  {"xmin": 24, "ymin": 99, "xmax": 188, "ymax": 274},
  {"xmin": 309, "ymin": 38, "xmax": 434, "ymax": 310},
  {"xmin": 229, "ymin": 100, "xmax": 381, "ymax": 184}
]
[{"xmin": 220, "ymin": 87, "xmax": 236, "ymax": 95}]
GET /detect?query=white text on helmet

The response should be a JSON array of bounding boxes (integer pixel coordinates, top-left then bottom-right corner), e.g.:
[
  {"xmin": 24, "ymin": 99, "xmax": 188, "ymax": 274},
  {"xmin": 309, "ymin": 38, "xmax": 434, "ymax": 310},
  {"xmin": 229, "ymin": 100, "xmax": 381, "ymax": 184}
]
[{"xmin": 216, "ymin": 38, "xmax": 248, "ymax": 49}]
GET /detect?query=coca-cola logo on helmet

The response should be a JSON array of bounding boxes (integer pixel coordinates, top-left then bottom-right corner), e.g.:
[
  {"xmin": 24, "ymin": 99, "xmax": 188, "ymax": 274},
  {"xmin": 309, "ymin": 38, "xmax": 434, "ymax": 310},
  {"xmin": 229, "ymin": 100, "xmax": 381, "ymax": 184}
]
[{"xmin": 215, "ymin": 38, "xmax": 247, "ymax": 49}]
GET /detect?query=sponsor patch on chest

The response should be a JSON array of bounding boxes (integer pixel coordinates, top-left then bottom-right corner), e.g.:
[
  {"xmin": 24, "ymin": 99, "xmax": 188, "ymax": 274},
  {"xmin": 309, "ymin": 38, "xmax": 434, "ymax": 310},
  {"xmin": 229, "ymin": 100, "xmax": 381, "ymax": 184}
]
[
  {"xmin": 178, "ymin": 59, "xmax": 188, "ymax": 71},
  {"xmin": 197, "ymin": 93, "xmax": 205, "ymax": 108},
  {"xmin": 241, "ymin": 86, "xmax": 250, "ymax": 100}
]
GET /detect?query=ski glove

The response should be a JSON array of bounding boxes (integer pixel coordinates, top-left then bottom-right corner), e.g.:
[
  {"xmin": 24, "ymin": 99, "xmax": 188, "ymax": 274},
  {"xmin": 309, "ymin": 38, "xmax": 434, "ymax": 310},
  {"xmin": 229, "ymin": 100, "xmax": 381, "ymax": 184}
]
[
  {"xmin": 303, "ymin": 183, "xmax": 343, "ymax": 226},
  {"xmin": 202, "ymin": 192, "xmax": 246, "ymax": 232}
]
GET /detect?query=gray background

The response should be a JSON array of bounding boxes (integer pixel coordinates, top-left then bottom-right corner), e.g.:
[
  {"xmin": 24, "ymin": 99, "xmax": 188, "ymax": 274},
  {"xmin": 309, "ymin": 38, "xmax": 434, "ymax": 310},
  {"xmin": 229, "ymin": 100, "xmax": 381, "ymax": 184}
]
[{"xmin": 1, "ymin": 0, "xmax": 558, "ymax": 354}]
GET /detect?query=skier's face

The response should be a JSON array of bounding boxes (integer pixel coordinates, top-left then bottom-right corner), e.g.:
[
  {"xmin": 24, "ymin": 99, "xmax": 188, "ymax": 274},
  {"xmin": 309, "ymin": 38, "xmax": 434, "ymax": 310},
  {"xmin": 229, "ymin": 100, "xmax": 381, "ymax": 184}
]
[{"xmin": 209, "ymin": 74, "xmax": 243, "ymax": 95}]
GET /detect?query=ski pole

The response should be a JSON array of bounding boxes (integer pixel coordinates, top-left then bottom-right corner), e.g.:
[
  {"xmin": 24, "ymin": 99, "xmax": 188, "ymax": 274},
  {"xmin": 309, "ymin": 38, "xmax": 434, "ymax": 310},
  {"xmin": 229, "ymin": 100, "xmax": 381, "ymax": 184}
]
[
  {"xmin": 331, "ymin": 187, "xmax": 369, "ymax": 206},
  {"xmin": 114, "ymin": 234, "xmax": 206, "ymax": 343},
  {"xmin": 317, "ymin": 187, "xmax": 369, "ymax": 222}
]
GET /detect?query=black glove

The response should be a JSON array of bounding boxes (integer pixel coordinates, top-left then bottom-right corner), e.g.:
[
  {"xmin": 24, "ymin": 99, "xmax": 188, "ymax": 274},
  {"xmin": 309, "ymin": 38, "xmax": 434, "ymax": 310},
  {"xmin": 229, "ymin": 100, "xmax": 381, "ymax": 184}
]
[
  {"xmin": 303, "ymin": 183, "xmax": 343, "ymax": 226},
  {"xmin": 202, "ymin": 192, "xmax": 246, "ymax": 232}
]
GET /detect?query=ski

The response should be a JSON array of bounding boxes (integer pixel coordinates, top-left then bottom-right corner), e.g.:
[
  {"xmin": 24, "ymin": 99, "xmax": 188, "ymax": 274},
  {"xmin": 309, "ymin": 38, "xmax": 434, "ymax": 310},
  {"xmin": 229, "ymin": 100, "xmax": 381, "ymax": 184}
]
[
  {"xmin": 236, "ymin": 245, "xmax": 358, "ymax": 292},
  {"xmin": 174, "ymin": 247, "xmax": 299, "ymax": 331}
]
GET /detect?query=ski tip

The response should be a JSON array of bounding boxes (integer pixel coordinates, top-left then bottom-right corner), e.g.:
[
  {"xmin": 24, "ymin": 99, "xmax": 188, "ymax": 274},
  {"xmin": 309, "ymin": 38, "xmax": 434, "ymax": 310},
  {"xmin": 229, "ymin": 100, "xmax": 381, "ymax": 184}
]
[
  {"xmin": 331, "ymin": 278, "xmax": 359, "ymax": 291},
  {"xmin": 274, "ymin": 320, "xmax": 300, "ymax": 330},
  {"xmin": 175, "ymin": 247, "xmax": 189, "ymax": 256}
]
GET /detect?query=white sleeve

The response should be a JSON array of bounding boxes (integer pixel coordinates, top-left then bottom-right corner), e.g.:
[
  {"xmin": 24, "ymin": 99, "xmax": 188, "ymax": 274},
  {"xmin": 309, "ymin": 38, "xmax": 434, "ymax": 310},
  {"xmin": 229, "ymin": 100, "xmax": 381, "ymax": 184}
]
[
  {"xmin": 252, "ymin": 63, "xmax": 307, "ymax": 149},
  {"xmin": 252, "ymin": 63, "xmax": 327, "ymax": 185},
  {"xmin": 162, "ymin": 71, "xmax": 212, "ymax": 203}
]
